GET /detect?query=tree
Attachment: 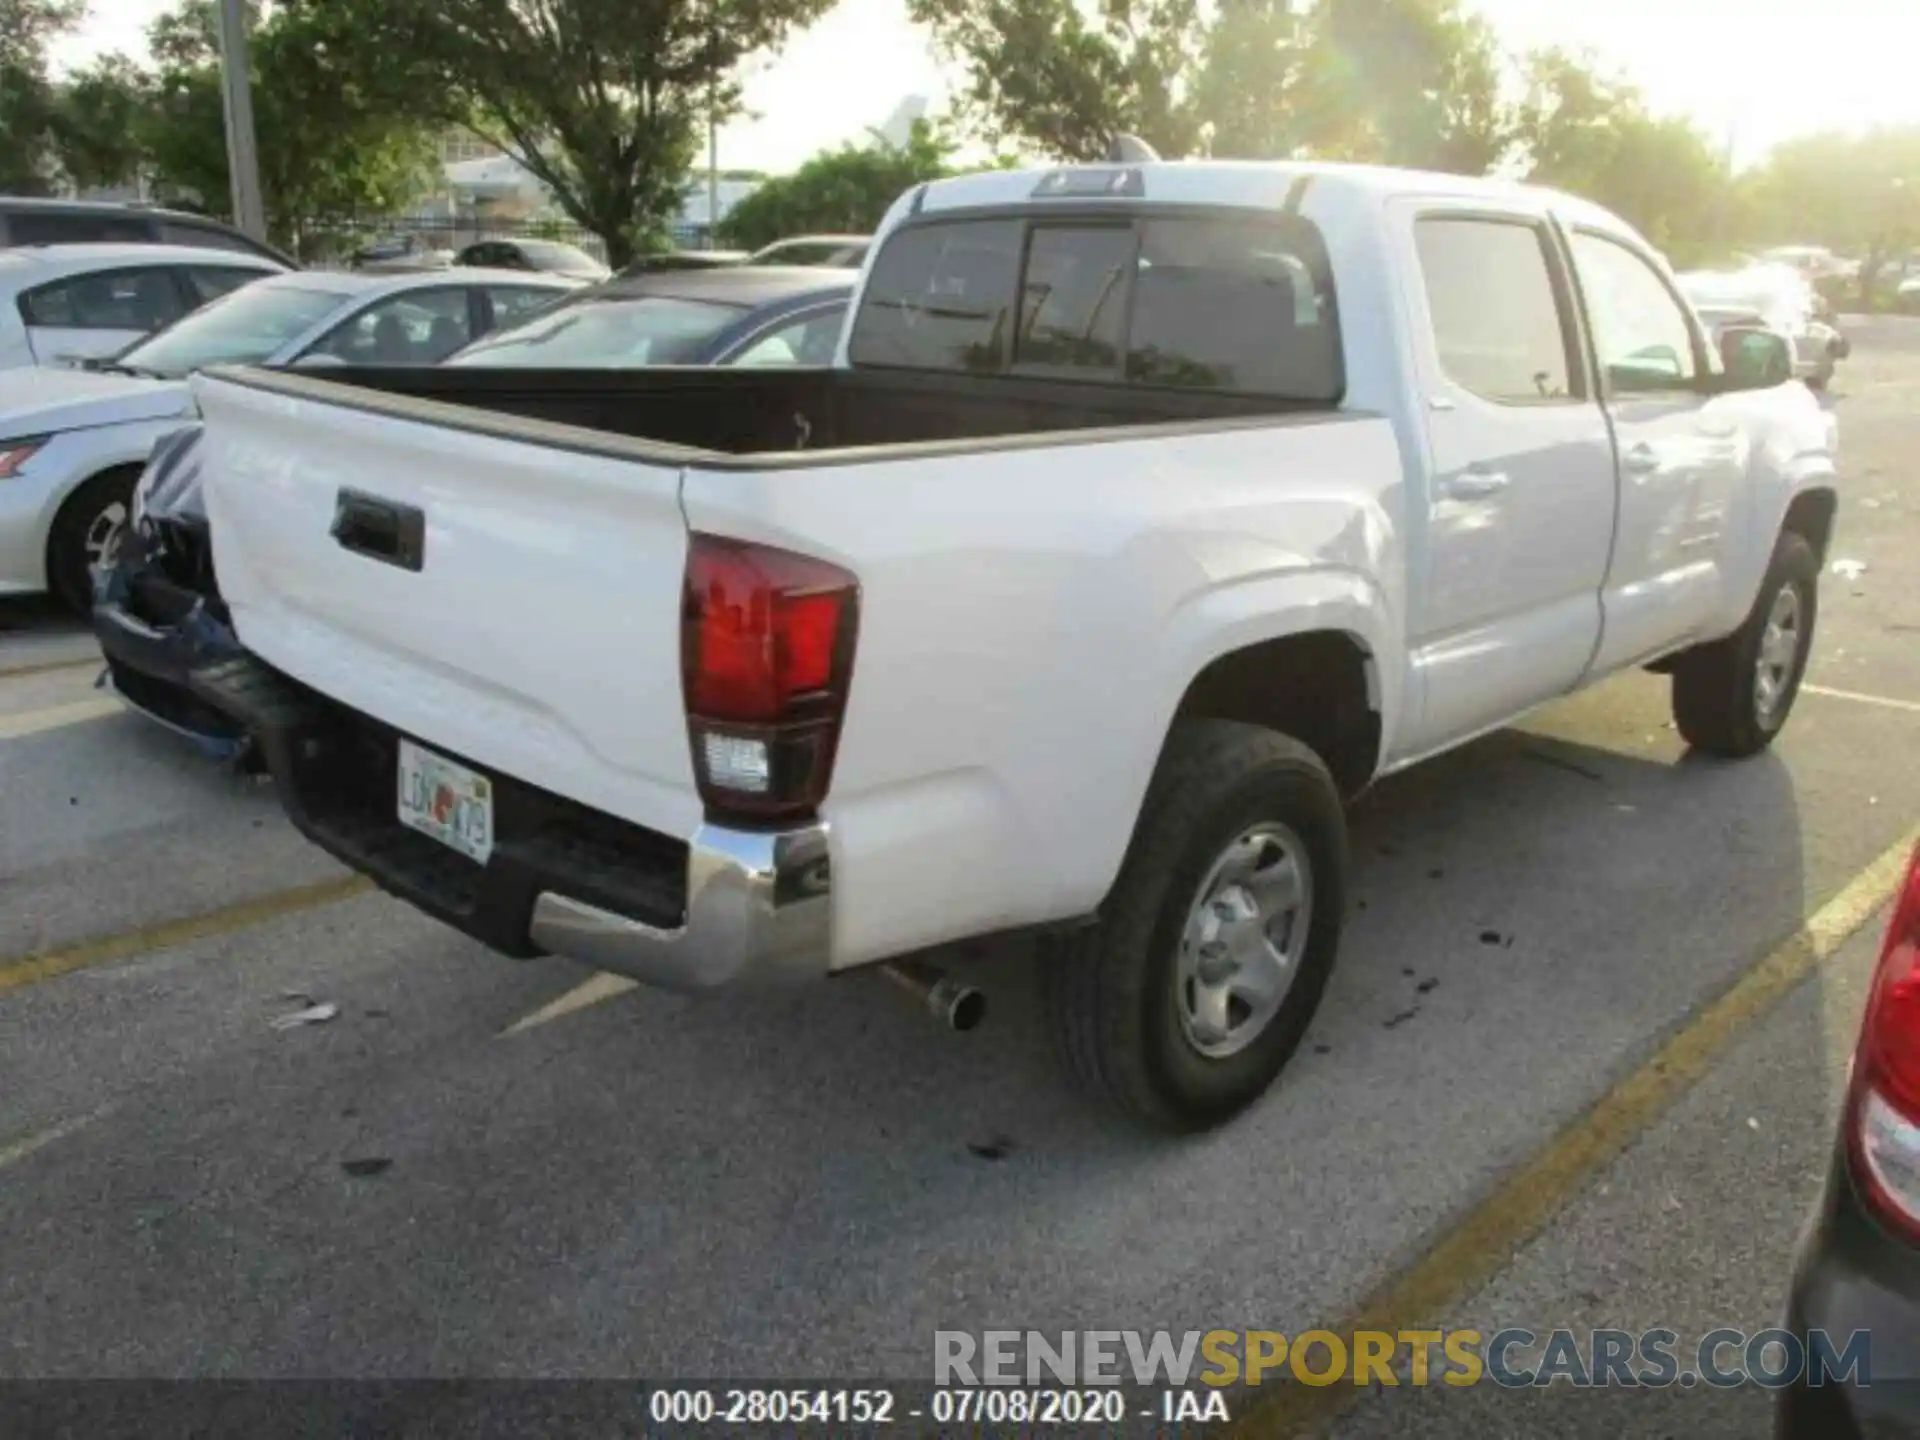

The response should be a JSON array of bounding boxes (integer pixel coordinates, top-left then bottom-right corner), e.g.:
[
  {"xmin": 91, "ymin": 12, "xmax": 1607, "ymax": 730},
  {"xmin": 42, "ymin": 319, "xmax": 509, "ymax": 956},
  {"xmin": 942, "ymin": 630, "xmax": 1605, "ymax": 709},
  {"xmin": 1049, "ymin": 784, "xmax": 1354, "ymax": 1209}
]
[
  {"xmin": 0, "ymin": 0, "xmax": 84, "ymax": 194},
  {"xmin": 911, "ymin": 0, "xmax": 1505, "ymax": 170},
  {"xmin": 716, "ymin": 119, "xmax": 956, "ymax": 250},
  {"xmin": 907, "ymin": 0, "xmax": 1210, "ymax": 162},
  {"xmin": 1291, "ymin": 0, "xmax": 1508, "ymax": 172},
  {"xmin": 49, "ymin": 54, "xmax": 153, "ymax": 193},
  {"xmin": 1511, "ymin": 48, "xmax": 1731, "ymax": 262},
  {"xmin": 306, "ymin": 0, "xmax": 835, "ymax": 268},
  {"xmin": 1740, "ymin": 129, "xmax": 1920, "ymax": 304},
  {"xmin": 138, "ymin": 0, "xmax": 439, "ymax": 249},
  {"xmin": 1190, "ymin": 0, "xmax": 1306, "ymax": 160}
]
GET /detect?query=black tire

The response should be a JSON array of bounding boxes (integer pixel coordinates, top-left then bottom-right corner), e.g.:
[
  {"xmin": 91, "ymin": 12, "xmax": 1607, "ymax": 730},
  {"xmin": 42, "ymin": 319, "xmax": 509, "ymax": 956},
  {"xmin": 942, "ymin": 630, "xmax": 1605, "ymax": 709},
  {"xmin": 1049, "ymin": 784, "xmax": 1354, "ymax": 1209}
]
[
  {"xmin": 1041, "ymin": 720, "xmax": 1347, "ymax": 1132},
  {"xmin": 47, "ymin": 467, "xmax": 137, "ymax": 616},
  {"xmin": 1671, "ymin": 531, "xmax": 1819, "ymax": 758}
]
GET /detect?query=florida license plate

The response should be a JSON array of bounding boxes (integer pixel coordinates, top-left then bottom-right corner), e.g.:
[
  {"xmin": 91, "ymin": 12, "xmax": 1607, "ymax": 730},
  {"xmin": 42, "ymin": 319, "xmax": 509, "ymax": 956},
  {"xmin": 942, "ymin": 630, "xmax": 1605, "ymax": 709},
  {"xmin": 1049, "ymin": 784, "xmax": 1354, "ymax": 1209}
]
[{"xmin": 397, "ymin": 738, "xmax": 494, "ymax": 864}]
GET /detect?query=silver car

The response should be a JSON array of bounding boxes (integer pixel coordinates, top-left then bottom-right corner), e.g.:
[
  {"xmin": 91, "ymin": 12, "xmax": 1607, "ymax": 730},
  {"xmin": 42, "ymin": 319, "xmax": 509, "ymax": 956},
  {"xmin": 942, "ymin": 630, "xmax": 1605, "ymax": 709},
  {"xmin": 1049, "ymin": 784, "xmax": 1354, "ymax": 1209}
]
[{"xmin": 0, "ymin": 267, "xmax": 579, "ymax": 612}]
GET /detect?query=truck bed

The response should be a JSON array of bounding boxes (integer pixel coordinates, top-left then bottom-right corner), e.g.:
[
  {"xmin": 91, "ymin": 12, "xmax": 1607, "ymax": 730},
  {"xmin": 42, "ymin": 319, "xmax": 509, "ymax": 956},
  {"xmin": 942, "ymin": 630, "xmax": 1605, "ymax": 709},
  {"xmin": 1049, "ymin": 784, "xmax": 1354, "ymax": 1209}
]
[{"xmin": 243, "ymin": 364, "xmax": 1334, "ymax": 463}]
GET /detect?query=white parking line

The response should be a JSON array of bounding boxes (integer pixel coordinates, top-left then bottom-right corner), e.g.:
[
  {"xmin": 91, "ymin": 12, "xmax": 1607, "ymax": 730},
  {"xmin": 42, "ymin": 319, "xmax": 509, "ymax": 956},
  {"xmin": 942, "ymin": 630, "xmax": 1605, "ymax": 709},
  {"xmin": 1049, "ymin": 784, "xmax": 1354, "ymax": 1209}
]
[
  {"xmin": 1804, "ymin": 683, "xmax": 1920, "ymax": 715},
  {"xmin": 0, "ymin": 696, "xmax": 123, "ymax": 741}
]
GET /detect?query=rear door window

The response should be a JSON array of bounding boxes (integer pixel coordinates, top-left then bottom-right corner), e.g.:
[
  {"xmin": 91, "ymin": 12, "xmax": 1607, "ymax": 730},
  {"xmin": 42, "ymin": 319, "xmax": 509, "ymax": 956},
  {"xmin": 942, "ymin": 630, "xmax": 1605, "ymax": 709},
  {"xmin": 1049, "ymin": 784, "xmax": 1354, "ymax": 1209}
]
[
  {"xmin": 183, "ymin": 265, "xmax": 271, "ymax": 304},
  {"xmin": 156, "ymin": 220, "xmax": 267, "ymax": 257},
  {"xmin": 850, "ymin": 211, "xmax": 1340, "ymax": 399},
  {"xmin": 7, "ymin": 210, "xmax": 153, "ymax": 245},
  {"xmin": 19, "ymin": 267, "xmax": 187, "ymax": 330},
  {"xmin": 1414, "ymin": 217, "xmax": 1581, "ymax": 403}
]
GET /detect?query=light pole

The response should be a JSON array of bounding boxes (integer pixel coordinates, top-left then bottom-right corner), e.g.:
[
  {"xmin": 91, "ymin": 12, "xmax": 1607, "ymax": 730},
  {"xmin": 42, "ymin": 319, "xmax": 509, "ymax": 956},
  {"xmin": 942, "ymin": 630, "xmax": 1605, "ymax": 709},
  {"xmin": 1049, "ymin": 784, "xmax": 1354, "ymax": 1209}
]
[
  {"xmin": 708, "ymin": 71, "xmax": 720, "ymax": 251},
  {"xmin": 215, "ymin": 0, "xmax": 267, "ymax": 240}
]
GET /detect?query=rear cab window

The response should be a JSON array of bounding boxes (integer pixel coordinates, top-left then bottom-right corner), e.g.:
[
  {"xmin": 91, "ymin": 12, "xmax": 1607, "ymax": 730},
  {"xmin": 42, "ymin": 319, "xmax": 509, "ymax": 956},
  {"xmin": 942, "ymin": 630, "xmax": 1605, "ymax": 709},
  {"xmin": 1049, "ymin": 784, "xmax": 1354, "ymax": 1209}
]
[{"xmin": 848, "ymin": 208, "xmax": 1342, "ymax": 401}]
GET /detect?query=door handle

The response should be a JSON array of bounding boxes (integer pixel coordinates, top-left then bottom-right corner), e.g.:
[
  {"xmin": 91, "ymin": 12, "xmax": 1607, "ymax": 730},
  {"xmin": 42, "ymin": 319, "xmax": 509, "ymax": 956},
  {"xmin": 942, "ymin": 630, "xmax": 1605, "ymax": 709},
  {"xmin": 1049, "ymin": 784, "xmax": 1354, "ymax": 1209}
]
[
  {"xmin": 1621, "ymin": 443, "xmax": 1660, "ymax": 475},
  {"xmin": 330, "ymin": 489, "xmax": 425, "ymax": 572},
  {"xmin": 1443, "ymin": 468, "xmax": 1510, "ymax": 500}
]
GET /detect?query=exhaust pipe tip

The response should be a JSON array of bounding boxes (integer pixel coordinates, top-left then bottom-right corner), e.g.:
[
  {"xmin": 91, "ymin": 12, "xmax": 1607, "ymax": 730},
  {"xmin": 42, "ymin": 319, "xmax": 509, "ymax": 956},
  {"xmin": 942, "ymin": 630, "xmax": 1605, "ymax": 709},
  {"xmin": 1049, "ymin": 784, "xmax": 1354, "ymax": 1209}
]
[
  {"xmin": 881, "ymin": 960, "xmax": 986, "ymax": 1032},
  {"xmin": 930, "ymin": 977, "xmax": 987, "ymax": 1032}
]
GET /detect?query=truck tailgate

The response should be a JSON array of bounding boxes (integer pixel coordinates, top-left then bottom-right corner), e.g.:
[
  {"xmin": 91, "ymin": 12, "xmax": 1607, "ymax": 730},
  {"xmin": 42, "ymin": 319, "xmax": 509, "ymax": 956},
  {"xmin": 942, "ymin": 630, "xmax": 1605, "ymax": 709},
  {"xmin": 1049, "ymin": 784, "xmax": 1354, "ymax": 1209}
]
[{"xmin": 194, "ymin": 370, "xmax": 704, "ymax": 839}]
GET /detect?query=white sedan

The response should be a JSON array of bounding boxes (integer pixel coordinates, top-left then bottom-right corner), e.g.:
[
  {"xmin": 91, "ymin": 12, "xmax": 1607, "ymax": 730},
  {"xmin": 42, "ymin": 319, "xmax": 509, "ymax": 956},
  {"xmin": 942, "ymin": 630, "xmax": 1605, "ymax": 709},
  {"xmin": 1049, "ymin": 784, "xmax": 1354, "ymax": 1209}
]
[
  {"xmin": 0, "ymin": 243, "xmax": 288, "ymax": 372},
  {"xmin": 0, "ymin": 267, "xmax": 579, "ymax": 612},
  {"xmin": 1678, "ymin": 266, "xmax": 1845, "ymax": 389}
]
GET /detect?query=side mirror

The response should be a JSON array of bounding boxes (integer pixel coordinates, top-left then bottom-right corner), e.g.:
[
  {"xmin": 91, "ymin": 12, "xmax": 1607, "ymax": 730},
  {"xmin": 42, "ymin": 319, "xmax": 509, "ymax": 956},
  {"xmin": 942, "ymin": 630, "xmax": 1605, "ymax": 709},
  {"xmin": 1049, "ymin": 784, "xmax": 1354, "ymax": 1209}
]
[
  {"xmin": 1716, "ymin": 326, "xmax": 1792, "ymax": 391},
  {"xmin": 291, "ymin": 351, "xmax": 348, "ymax": 370}
]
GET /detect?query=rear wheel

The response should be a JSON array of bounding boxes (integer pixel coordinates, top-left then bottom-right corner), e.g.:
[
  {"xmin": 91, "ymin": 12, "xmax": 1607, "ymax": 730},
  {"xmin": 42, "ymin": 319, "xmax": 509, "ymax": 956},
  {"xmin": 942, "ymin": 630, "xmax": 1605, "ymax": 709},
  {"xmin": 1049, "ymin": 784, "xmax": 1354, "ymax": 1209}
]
[
  {"xmin": 1671, "ymin": 530, "xmax": 1819, "ymax": 758},
  {"xmin": 47, "ymin": 467, "xmax": 137, "ymax": 616},
  {"xmin": 1042, "ymin": 720, "xmax": 1347, "ymax": 1132}
]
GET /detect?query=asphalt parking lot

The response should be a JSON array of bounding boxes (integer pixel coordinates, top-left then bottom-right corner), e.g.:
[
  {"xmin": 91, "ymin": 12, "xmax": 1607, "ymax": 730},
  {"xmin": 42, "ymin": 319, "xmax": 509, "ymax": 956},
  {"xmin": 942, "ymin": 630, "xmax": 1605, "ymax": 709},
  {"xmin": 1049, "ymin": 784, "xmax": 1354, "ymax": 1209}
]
[{"xmin": 2, "ymin": 322, "xmax": 1918, "ymax": 1433}]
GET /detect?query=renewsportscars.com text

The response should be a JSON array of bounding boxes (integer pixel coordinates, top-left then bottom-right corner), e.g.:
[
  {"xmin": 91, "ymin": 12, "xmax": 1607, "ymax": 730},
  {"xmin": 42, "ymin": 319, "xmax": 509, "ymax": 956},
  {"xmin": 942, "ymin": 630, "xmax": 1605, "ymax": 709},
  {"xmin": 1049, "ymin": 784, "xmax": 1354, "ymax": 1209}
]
[{"xmin": 934, "ymin": 1328, "xmax": 1873, "ymax": 1389}]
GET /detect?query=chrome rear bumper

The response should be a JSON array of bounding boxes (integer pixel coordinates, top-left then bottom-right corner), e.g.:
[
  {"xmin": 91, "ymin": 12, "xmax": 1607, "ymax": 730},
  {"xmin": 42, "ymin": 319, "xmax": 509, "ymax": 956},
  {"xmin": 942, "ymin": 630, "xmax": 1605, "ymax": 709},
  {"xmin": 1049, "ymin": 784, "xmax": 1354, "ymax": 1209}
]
[{"xmin": 528, "ymin": 822, "xmax": 832, "ymax": 989}]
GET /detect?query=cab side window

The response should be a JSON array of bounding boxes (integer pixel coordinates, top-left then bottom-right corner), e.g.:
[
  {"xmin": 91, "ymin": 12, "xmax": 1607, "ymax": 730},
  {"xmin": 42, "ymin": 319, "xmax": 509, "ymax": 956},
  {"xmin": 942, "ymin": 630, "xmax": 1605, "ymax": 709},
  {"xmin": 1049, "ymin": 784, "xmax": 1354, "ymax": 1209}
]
[
  {"xmin": 1414, "ymin": 217, "xmax": 1580, "ymax": 403},
  {"xmin": 1569, "ymin": 232, "xmax": 1700, "ymax": 394}
]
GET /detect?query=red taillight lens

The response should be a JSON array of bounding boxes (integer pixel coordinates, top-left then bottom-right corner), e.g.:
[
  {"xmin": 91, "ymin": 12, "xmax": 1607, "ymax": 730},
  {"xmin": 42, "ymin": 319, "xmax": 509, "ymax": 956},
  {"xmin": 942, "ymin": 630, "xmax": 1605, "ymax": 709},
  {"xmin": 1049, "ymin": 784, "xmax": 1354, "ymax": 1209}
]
[
  {"xmin": 681, "ymin": 533, "xmax": 858, "ymax": 823},
  {"xmin": 1847, "ymin": 845, "xmax": 1920, "ymax": 1237}
]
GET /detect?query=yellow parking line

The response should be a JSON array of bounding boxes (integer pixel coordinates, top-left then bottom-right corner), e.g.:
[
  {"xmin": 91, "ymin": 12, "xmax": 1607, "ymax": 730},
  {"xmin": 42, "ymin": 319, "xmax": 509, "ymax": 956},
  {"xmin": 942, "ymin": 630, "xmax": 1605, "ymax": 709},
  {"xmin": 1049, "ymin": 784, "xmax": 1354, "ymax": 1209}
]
[
  {"xmin": 1804, "ymin": 683, "xmax": 1920, "ymax": 715},
  {"xmin": 0, "ymin": 654, "xmax": 103, "ymax": 683},
  {"xmin": 0, "ymin": 875, "xmax": 374, "ymax": 997},
  {"xmin": 1232, "ymin": 823, "xmax": 1920, "ymax": 1440},
  {"xmin": 0, "ymin": 1108, "xmax": 109, "ymax": 1173},
  {"xmin": 500, "ymin": 971, "xmax": 639, "ymax": 1036},
  {"xmin": 0, "ymin": 696, "xmax": 123, "ymax": 741}
]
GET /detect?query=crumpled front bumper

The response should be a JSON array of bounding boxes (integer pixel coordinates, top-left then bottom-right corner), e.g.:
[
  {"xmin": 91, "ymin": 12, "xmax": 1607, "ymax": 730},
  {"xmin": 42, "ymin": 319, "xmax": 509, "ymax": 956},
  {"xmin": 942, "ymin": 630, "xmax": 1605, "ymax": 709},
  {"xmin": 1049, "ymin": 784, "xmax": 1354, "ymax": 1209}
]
[
  {"xmin": 190, "ymin": 653, "xmax": 834, "ymax": 990},
  {"xmin": 93, "ymin": 521, "xmax": 246, "ymax": 747}
]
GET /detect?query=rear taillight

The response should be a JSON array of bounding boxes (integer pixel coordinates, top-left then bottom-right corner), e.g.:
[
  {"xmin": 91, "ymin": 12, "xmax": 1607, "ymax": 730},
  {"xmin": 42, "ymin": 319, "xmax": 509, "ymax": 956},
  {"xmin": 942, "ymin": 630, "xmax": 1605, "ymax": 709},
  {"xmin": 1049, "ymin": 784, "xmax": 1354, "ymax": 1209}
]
[
  {"xmin": 681, "ymin": 533, "xmax": 858, "ymax": 824},
  {"xmin": 1847, "ymin": 845, "xmax": 1920, "ymax": 1238}
]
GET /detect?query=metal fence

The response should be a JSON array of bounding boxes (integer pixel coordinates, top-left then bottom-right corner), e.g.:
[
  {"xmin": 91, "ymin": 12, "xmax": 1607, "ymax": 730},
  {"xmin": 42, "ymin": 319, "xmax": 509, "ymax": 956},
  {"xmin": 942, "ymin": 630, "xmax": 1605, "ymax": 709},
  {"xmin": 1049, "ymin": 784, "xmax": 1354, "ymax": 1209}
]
[{"xmin": 288, "ymin": 214, "xmax": 710, "ymax": 269}]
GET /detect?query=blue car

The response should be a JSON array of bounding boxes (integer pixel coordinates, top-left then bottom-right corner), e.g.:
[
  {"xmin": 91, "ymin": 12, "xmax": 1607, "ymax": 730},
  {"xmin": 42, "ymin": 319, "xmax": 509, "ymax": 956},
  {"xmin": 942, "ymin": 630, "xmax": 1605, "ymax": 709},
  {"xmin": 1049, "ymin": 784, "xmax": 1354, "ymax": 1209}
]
[{"xmin": 92, "ymin": 422, "xmax": 248, "ymax": 757}]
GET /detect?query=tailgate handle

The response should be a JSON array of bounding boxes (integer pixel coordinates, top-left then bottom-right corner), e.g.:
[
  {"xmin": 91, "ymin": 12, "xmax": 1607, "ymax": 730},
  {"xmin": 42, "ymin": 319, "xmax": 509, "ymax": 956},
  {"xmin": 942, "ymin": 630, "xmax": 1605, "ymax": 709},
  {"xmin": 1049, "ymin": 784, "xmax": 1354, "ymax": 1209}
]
[{"xmin": 330, "ymin": 489, "xmax": 424, "ymax": 572}]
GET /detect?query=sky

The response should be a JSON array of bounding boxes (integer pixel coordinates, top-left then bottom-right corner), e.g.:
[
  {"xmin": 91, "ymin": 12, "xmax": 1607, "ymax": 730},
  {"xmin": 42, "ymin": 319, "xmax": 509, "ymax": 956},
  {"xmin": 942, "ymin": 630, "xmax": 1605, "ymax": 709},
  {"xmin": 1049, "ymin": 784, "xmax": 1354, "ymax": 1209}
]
[{"xmin": 48, "ymin": 0, "xmax": 1920, "ymax": 174}]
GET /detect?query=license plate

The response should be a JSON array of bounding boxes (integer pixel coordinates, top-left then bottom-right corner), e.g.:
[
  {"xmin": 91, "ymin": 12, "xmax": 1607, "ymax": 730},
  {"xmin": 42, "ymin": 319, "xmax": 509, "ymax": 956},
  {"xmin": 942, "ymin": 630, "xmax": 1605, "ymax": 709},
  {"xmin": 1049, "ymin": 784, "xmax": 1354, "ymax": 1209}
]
[{"xmin": 397, "ymin": 738, "xmax": 494, "ymax": 864}]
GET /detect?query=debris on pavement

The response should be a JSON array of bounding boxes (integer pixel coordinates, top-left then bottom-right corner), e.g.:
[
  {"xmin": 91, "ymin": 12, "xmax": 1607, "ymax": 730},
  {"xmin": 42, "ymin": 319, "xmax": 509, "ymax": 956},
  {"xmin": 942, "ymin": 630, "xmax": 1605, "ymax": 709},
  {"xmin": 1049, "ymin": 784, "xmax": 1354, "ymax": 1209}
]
[
  {"xmin": 270, "ymin": 1001, "xmax": 339, "ymax": 1031},
  {"xmin": 966, "ymin": 1135, "xmax": 1015, "ymax": 1162},
  {"xmin": 1831, "ymin": 558, "xmax": 1868, "ymax": 580},
  {"xmin": 340, "ymin": 1157, "xmax": 392, "ymax": 1178}
]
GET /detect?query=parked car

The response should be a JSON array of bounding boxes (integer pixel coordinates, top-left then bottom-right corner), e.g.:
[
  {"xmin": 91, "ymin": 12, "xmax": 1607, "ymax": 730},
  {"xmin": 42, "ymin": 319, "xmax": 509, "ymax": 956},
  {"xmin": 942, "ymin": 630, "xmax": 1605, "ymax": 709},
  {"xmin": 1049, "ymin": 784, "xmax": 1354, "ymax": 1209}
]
[
  {"xmin": 446, "ymin": 265, "xmax": 853, "ymax": 369},
  {"xmin": 747, "ymin": 234, "xmax": 871, "ymax": 268},
  {"xmin": 1679, "ymin": 267, "xmax": 1847, "ymax": 389},
  {"xmin": 1778, "ymin": 842, "xmax": 1920, "ymax": 1439},
  {"xmin": 453, "ymin": 239, "xmax": 609, "ymax": 281},
  {"xmin": 3, "ymin": 267, "xmax": 576, "ymax": 614},
  {"xmin": 0, "ymin": 244, "xmax": 287, "ymax": 373},
  {"xmin": 348, "ymin": 233, "xmax": 453, "ymax": 273},
  {"xmin": 0, "ymin": 196, "xmax": 294, "ymax": 266},
  {"xmin": 95, "ymin": 267, "xmax": 845, "ymax": 749},
  {"xmin": 188, "ymin": 161, "xmax": 1835, "ymax": 1131},
  {"xmin": 614, "ymin": 249, "xmax": 752, "ymax": 279}
]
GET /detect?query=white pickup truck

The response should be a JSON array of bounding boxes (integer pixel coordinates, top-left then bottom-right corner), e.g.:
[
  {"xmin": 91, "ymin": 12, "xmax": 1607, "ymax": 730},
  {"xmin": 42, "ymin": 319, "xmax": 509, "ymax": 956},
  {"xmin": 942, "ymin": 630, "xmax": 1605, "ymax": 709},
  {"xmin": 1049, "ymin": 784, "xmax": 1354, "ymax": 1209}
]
[{"xmin": 190, "ymin": 161, "xmax": 1838, "ymax": 1131}]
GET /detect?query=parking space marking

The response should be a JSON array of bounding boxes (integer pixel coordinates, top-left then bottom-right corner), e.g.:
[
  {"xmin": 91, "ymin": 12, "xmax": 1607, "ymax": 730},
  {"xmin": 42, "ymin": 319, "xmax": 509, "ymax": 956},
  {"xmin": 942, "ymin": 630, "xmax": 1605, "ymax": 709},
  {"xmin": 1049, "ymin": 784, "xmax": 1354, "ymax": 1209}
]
[
  {"xmin": 1804, "ymin": 683, "xmax": 1920, "ymax": 715},
  {"xmin": 0, "ymin": 1108, "xmax": 109, "ymax": 1174},
  {"xmin": 0, "ymin": 696, "xmax": 124, "ymax": 741},
  {"xmin": 1233, "ymin": 823, "xmax": 1920, "ymax": 1439},
  {"xmin": 500, "ymin": 970, "xmax": 639, "ymax": 1036},
  {"xmin": 0, "ymin": 654, "xmax": 102, "ymax": 684},
  {"xmin": 0, "ymin": 875, "xmax": 373, "ymax": 996}
]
